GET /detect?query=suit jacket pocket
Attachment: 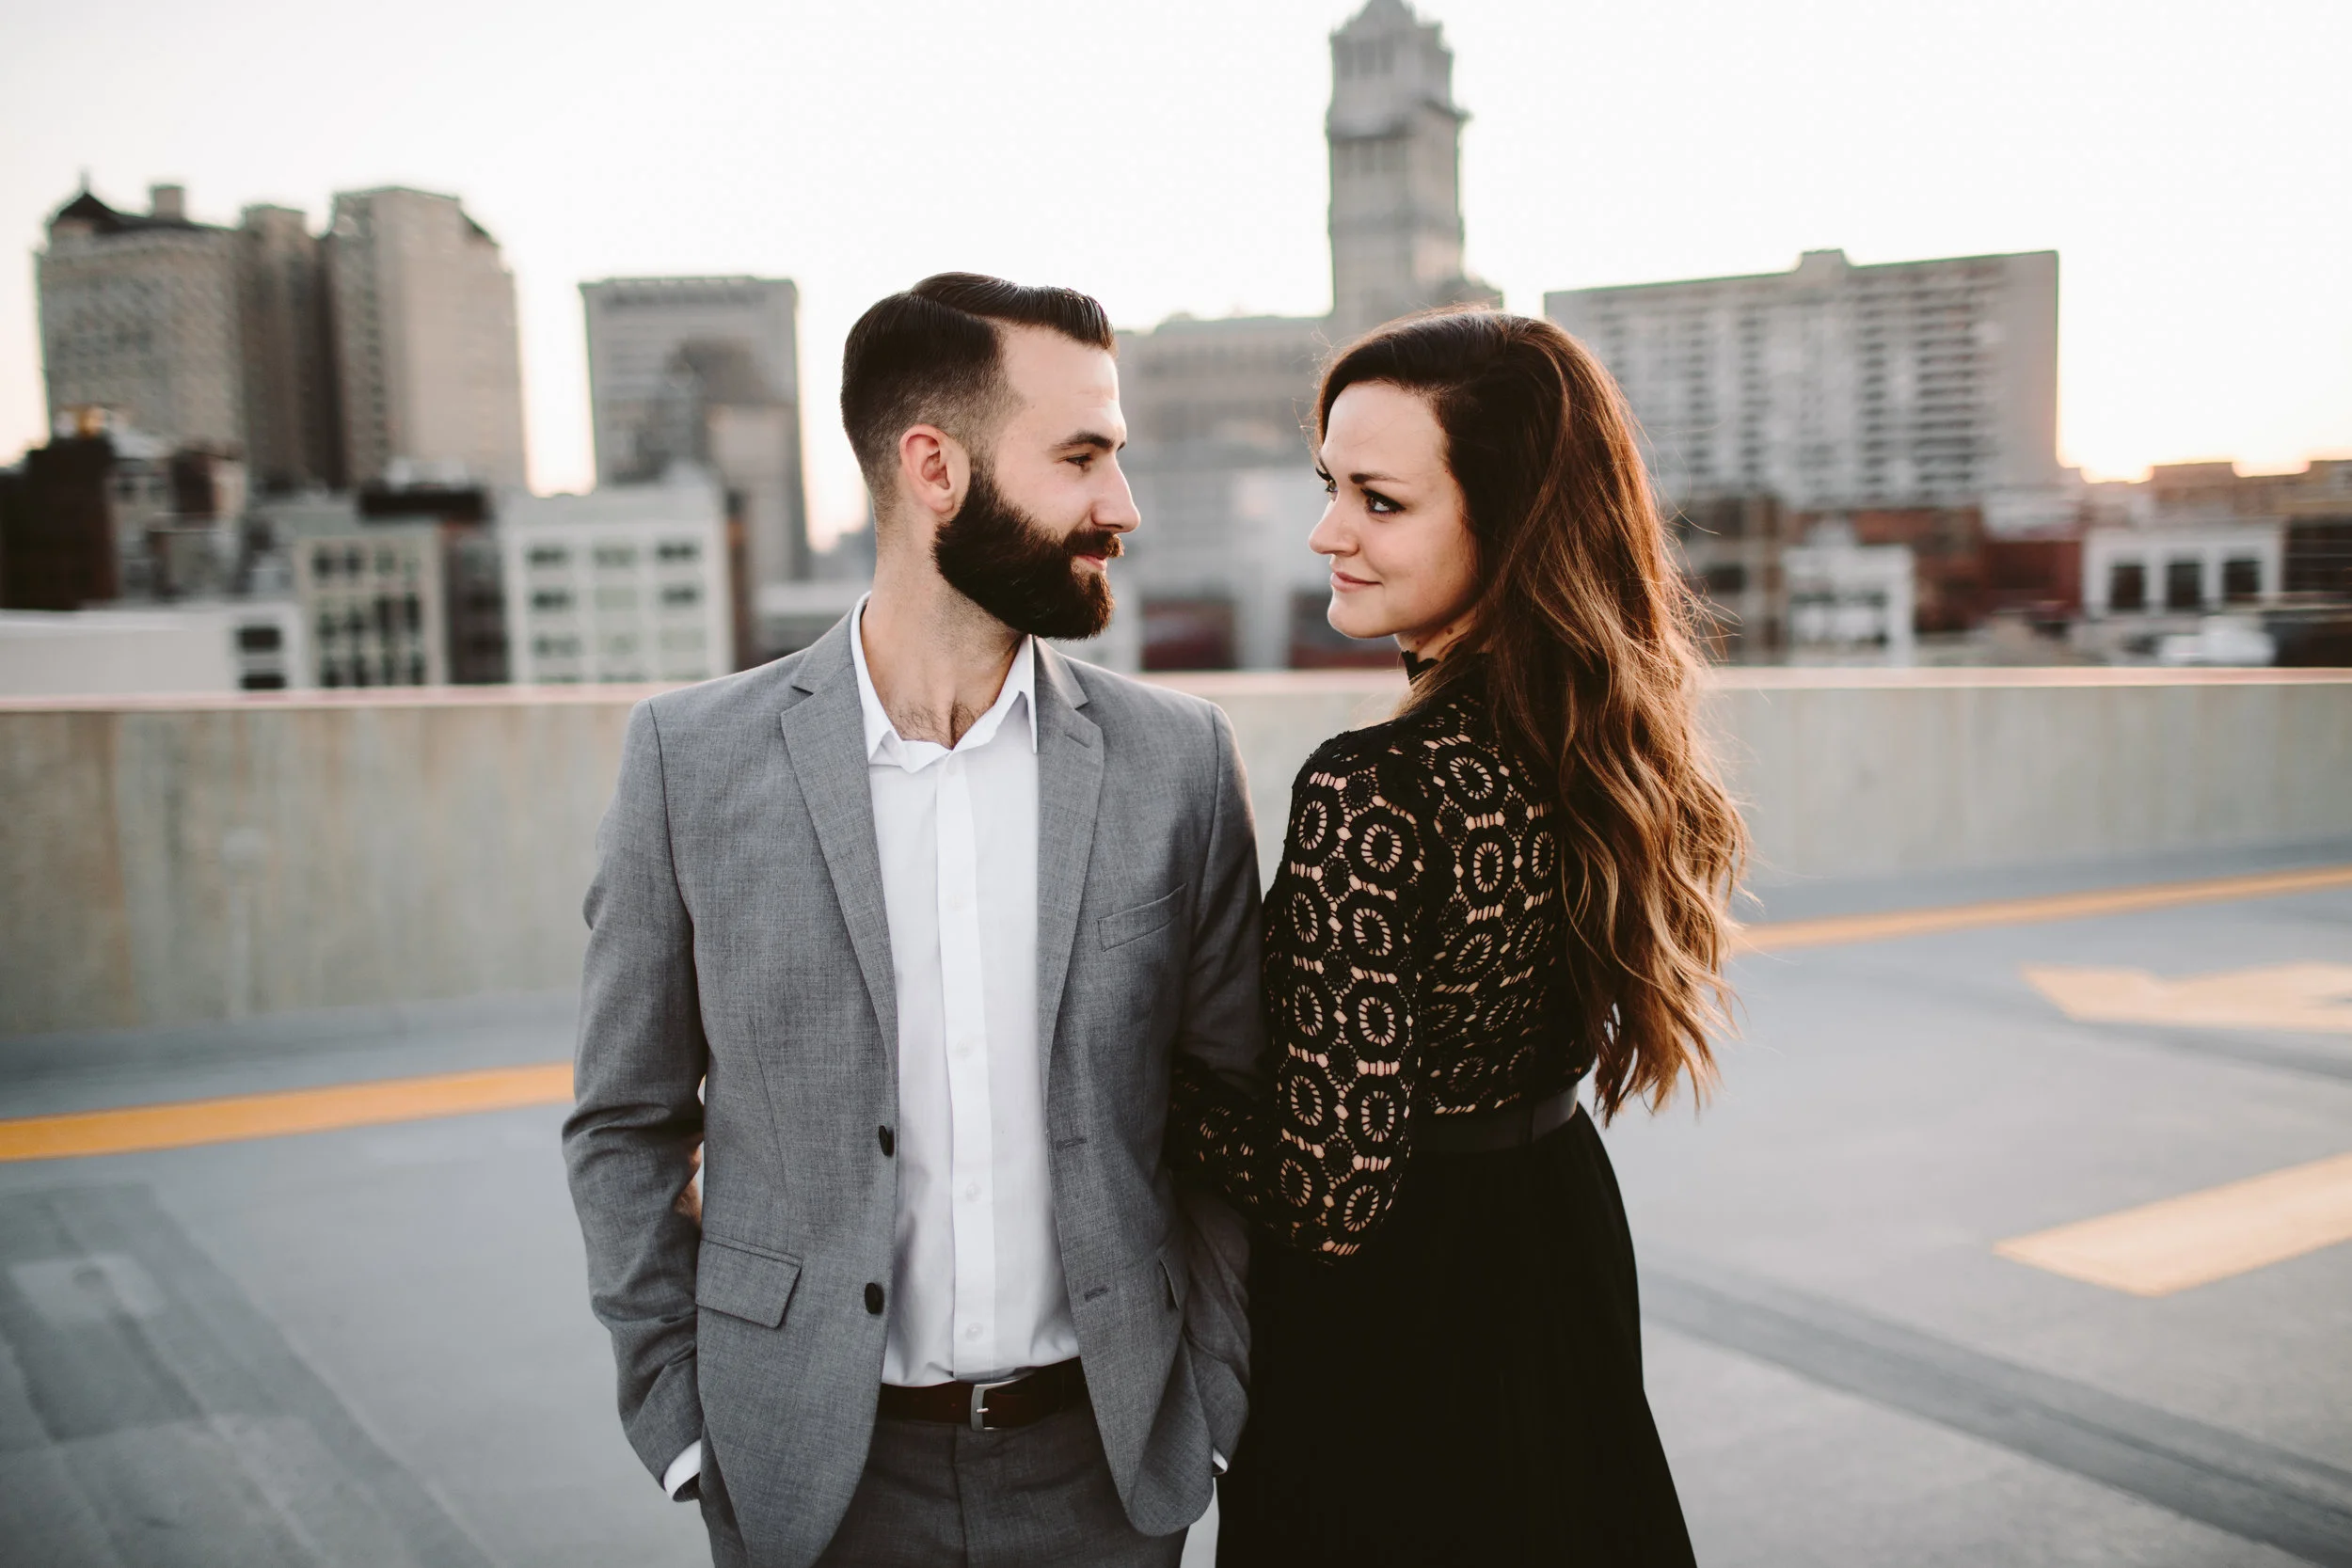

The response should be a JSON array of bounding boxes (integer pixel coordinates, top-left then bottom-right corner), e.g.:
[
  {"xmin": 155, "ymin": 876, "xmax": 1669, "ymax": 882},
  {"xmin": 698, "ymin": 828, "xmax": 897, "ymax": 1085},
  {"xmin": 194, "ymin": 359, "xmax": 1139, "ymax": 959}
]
[
  {"xmin": 696, "ymin": 1236, "xmax": 803, "ymax": 1328},
  {"xmin": 1098, "ymin": 885, "xmax": 1184, "ymax": 950}
]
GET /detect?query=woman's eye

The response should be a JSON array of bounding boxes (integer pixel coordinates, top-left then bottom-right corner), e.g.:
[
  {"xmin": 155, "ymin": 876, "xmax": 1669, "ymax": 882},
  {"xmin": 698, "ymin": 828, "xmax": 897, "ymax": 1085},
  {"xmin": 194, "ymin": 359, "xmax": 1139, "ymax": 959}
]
[{"xmin": 1364, "ymin": 490, "xmax": 1400, "ymax": 515}]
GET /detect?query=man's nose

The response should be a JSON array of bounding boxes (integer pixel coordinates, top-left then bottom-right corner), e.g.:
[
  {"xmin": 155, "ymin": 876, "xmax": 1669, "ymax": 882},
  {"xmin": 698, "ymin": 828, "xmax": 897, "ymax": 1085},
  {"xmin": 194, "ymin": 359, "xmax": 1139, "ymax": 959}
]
[{"xmin": 1098, "ymin": 467, "xmax": 1142, "ymax": 532}]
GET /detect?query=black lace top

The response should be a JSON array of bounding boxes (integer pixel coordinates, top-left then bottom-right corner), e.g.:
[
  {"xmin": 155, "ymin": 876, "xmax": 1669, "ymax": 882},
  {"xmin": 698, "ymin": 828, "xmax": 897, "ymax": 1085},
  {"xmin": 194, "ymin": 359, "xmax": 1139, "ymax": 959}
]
[{"xmin": 1171, "ymin": 657, "xmax": 1585, "ymax": 1258}]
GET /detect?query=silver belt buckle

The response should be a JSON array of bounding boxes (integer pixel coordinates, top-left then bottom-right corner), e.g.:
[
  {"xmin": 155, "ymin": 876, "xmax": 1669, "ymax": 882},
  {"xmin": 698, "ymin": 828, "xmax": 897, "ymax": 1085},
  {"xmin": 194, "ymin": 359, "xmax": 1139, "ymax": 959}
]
[{"xmin": 968, "ymin": 1373, "xmax": 1022, "ymax": 1432}]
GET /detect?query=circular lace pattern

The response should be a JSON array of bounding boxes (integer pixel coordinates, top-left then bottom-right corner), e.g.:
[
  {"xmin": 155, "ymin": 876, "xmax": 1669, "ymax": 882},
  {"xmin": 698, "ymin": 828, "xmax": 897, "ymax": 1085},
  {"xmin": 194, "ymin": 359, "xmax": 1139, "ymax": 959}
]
[{"xmin": 1172, "ymin": 673, "xmax": 1578, "ymax": 1258}]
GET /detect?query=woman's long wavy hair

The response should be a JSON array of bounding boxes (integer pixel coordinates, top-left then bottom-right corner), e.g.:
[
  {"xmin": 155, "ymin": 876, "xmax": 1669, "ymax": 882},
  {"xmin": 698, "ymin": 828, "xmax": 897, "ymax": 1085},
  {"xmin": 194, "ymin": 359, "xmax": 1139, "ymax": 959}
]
[{"xmin": 1317, "ymin": 309, "xmax": 1746, "ymax": 1120}]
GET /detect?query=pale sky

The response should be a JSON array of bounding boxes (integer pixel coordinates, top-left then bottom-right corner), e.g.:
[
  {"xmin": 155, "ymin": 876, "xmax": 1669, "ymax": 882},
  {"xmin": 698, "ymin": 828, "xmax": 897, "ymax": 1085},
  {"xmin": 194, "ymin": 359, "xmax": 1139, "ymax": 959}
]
[{"xmin": 5, "ymin": 0, "xmax": 2346, "ymax": 547}]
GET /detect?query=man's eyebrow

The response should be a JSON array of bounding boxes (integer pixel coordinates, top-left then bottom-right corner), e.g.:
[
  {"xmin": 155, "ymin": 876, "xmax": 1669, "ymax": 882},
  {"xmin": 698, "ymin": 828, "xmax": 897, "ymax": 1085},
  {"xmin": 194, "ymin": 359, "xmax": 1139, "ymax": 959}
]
[{"xmin": 1057, "ymin": 430, "xmax": 1123, "ymax": 453}]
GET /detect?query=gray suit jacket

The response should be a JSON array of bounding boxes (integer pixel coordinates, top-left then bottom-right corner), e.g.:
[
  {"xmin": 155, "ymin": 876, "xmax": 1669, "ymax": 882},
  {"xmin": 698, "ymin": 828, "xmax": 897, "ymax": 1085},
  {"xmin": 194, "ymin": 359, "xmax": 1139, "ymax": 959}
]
[{"xmin": 563, "ymin": 614, "xmax": 1266, "ymax": 1567}]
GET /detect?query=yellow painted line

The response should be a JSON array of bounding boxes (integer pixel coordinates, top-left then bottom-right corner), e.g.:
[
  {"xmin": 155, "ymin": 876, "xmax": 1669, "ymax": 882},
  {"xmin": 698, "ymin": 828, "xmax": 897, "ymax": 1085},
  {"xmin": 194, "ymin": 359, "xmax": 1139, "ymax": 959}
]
[
  {"xmin": 0, "ymin": 1063, "xmax": 573, "ymax": 1163},
  {"xmin": 3, "ymin": 863, "xmax": 2344, "ymax": 1160},
  {"xmin": 1996, "ymin": 1151, "xmax": 2352, "ymax": 1296},
  {"xmin": 1741, "ymin": 863, "xmax": 2352, "ymax": 953},
  {"xmin": 2025, "ymin": 961, "xmax": 2352, "ymax": 1034}
]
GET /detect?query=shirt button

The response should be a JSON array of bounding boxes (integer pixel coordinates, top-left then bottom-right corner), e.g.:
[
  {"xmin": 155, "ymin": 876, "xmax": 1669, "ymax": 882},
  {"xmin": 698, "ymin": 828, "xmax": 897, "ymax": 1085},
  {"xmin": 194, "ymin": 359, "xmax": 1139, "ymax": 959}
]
[
  {"xmin": 878, "ymin": 1125, "xmax": 895, "ymax": 1157},
  {"xmin": 954, "ymin": 1041, "xmax": 974, "ymax": 1060},
  {"xmin": 865, "ymin": 1283, "xmax": 885, "ymax": 1315},
  {"xmin": 964, "ymin": 1324, "xmax": 982, "ymax": 1341},
  {"xmin": 963, "ymin": 1180, "xmax": 981, "ymax": 1201}
]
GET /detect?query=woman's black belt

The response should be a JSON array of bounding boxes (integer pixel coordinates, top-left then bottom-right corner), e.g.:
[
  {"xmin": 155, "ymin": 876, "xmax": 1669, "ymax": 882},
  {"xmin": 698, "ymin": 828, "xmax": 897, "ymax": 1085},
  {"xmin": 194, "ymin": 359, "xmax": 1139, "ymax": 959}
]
[{"xmin": 1415, "ymin": 1082, "xmax": 1583, "ymax": 1154}]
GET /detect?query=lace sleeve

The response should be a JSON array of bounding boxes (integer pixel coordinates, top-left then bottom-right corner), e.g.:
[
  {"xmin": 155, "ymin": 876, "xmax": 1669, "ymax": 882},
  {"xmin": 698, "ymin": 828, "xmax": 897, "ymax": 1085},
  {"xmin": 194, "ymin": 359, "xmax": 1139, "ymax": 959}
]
[{"xmin": 1172, "ymin": 742, "xmax": 1426, "ymax": 1259}]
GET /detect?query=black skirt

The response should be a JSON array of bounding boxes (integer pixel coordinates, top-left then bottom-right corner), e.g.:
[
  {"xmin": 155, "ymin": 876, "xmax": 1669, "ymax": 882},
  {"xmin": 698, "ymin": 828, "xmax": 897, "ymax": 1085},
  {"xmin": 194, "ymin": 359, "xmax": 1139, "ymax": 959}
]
[{"xmin": 1213, "ymin": 1107, "xmax": 1696, "ymax": 1567}]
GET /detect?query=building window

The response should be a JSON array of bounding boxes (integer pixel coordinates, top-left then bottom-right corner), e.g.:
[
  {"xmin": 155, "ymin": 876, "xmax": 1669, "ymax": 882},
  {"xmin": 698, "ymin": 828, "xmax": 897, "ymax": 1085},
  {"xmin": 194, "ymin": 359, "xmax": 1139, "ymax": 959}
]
[
  {"xmin": 2109, "ymin": 561, "xmax": 2146, "ymax": 612},
  {"xmin": 594, "ymin": 545, "xmax": 638, "ymax": 569},
  {"xmin": 2222, "ymin": 558, "xmax": 2262, "ymax": 603},
  {"xmin": 2165, "ymin": 558, "xmax": 2204, "ymax": 612},
  {"xmin": 660, "ymin": 583, "xmax": 701, "ymax": 607},
  {"xmin": 532, "ymin": 588, "xmax": 573, "ymax": 611},
  {"xmin": 527, "ymin": 545, "xmax": 569, "ymax": 568},
  {"xmin": 656, "ymin": 541, "xmax": 700, "ymax": 562}
]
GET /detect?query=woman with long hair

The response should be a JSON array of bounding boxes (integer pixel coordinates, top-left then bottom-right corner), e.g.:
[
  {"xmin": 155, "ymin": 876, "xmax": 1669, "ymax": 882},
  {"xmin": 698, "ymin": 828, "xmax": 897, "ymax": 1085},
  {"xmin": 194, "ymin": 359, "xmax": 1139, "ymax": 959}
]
[{"xmin": 1172, "ymin": 309, "xmax": 1745, "ymax": 1565}]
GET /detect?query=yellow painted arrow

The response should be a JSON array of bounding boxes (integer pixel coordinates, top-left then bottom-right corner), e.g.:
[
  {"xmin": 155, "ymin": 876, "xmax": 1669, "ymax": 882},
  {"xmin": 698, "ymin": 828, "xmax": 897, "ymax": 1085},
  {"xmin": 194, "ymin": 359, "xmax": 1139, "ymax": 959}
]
[{"xmin": 2023, "ymin": 962, "xmax": 2352, "ymax": 1035}]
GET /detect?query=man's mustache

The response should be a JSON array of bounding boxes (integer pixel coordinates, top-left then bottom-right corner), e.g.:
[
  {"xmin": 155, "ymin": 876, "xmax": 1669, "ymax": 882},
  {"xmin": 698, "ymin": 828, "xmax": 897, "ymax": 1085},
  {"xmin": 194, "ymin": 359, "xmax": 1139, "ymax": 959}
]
[{"xmin": 1067, "ymin": 531, "xmax": 1125, "ymax": 561}]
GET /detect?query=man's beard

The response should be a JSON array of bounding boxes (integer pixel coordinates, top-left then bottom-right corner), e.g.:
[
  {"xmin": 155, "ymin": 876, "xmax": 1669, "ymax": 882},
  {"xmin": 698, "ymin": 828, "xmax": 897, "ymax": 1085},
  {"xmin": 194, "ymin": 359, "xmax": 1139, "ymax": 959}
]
[{"xmin": 931, "ymin": 457, "xmax": 1122, "ymax": 641}]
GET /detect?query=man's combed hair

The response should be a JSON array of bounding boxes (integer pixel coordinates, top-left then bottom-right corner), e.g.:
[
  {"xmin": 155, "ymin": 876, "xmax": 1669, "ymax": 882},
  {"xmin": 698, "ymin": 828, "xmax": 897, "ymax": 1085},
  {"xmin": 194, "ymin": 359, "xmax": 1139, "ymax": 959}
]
[{"xmin": 839, "ymin": 273, "xmax": 1114, "ymax": 489}]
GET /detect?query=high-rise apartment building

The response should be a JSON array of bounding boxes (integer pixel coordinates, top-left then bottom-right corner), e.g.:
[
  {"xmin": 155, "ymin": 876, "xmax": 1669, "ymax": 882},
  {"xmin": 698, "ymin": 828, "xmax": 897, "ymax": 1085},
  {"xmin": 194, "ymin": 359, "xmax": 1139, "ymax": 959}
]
[
  {"xmin": 326, "ymin": 188, "xmax": 528, "ymax": 490},
  {"xmin": 580, "ymin": 277, "xmax": 809, "ymax": 586},
  {"xmin": 36, "ymin": 184, "xmax": 341, "ymax": 493},
  {"xmin": 1545, "ymin": 248, "xmax": 2062, "ymax": 511}
]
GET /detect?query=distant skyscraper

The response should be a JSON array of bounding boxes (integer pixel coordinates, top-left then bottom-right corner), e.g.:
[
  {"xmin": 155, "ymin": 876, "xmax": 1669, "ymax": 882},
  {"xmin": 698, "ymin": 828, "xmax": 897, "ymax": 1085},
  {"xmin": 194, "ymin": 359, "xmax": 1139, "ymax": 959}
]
[
  {"xmin": 1326, "ymin": 0, "xmax": 1498, "ymax": 337},
  {"xmin": 238, "ymin": 204, "xmax": 341, "ymax": 490},
  {"xmin": 326, "ymin": 188, "xmax": 529, "ymax": 490},
  {"xmin": 1546, "ymin": 248, "xmax": 2062, "ymax": 511},
  {"xmin": 38, "ymin": 184, "xmax": 249, "ymax": 456},
  {"xmin": 580, "ymin": 277, "xmax": 810, "ymax": 586},
  {"xmin": 35, "ymin": 183, "xmax": 341, "ymax": 493}
]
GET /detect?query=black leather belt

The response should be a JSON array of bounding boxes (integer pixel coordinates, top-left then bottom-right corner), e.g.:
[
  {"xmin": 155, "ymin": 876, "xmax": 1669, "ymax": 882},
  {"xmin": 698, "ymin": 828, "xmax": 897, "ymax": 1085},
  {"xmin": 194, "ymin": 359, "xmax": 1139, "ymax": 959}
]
[
  {"xmin": 1415, "ymin": 1083, "xmax": 1583, "ymax": 1154},
  {"xmin": 877, "ymin": 1358, "xmax": 1088, "ymax": 1432}
]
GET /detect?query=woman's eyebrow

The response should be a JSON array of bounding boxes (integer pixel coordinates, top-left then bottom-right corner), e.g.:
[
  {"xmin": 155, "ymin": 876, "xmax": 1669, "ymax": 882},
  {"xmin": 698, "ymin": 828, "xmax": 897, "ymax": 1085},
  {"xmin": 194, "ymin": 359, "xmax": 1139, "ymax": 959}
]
[{"xmin": 1349, "ymin": 470, "xmax": 1407, "ymax": 485}]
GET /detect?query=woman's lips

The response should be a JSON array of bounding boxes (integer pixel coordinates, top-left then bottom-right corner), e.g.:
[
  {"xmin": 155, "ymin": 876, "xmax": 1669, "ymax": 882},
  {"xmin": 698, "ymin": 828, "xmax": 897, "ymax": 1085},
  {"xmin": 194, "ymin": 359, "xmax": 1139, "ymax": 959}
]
[{"xmin": 1330, "ymin": 570, "xmax": 1375, "ymax": 592}]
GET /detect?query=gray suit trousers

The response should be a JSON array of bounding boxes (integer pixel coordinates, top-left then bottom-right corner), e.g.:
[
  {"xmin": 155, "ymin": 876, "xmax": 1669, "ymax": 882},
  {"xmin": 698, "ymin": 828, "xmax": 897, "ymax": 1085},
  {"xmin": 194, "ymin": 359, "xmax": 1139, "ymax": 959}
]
[{"xmin": 698, "ymin": 1409, "xmax": 1184, "ymax": 1568}]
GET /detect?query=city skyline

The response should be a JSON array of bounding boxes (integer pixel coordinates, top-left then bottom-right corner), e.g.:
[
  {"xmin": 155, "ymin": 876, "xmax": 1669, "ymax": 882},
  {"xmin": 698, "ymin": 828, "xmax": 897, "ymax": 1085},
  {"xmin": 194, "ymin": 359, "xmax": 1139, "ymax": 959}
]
[{"xmin": 4, "ymin": 0, "xmax": 2347, "ymax": 548}]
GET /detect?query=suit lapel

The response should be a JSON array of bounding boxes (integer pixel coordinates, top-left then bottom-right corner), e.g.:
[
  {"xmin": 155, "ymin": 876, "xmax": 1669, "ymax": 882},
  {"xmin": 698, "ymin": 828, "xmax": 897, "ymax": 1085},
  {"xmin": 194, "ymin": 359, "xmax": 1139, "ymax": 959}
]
[
  {"xmin": 1032, "ymin": 645, "xmax": 1103, "ymax": 1090},
  {"xmin": 777, "ymin": 617, "xmax": 898, "ymax": 1065}
]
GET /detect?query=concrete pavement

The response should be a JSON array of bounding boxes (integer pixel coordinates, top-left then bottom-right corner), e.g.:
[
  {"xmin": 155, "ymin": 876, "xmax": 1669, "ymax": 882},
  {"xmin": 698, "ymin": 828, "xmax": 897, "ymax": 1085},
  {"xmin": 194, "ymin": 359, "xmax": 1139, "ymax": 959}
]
[{"xmin": 0, "ymin": 847, "xmax": 2345, "ymax": 1565}]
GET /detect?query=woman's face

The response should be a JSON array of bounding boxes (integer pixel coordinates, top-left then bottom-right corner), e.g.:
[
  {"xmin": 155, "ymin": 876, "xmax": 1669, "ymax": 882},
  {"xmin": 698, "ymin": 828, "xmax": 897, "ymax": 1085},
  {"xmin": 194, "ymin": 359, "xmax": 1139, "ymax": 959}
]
[{"xmin": 1310, "ymin": 381, "xmax": 1479, "ymax": 650}]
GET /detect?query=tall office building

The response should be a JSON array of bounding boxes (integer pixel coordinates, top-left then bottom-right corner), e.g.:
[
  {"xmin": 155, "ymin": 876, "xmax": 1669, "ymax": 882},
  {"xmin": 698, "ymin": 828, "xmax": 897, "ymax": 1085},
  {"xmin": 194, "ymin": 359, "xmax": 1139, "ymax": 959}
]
[
  {"xmin": 326, "ymin": 188, "xmax": 529, "ymax": 490},
  {"xmin": 1116, "ymin": 0, "xmax": 1493, "ymax": 668},
  {"xmin": 38, "ymin": 184, "xmax": 249, "ymax": 456},
  {"xmin": 36, "ymin": 184, "xmax": 341, "ymax": 493},
  {"xmin": 238, "ymin": 204, "xmax": 341, "ymax": 490},
  {"xmin": 1545, "ymin": 248, "xmax": 2062, "ymax": 511},
  {"xmin": 580, "ymin": 277, "xmax": 809, "ymax": 587}
]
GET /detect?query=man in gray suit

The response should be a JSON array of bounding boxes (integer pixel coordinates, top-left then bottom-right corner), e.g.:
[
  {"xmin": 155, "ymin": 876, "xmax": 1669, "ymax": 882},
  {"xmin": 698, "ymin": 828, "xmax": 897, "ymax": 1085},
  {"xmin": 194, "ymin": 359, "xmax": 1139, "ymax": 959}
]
[{"xmin": 564, "ymin": 274, "xmax": 1266, "ymax": 1567}]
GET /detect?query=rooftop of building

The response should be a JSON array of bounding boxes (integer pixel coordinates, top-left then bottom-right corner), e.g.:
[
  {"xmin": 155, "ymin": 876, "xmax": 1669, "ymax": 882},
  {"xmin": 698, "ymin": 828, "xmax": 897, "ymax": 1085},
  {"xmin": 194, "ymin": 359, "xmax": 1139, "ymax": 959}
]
[
  {"xmin": 1549, "ymin": 245, "xmax": 2062, "ymax": 300},
  {"xmin": 46, "ymin": 183, "xmax": 211, "ymax": 237}
]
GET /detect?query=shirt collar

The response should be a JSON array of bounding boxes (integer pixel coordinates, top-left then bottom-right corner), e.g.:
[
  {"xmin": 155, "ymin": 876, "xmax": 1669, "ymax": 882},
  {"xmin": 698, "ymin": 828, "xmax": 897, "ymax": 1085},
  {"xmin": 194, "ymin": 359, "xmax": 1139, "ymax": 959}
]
[{"xmin": 850, "ymin": 594, "xmax": 1039, "ymax": 769}]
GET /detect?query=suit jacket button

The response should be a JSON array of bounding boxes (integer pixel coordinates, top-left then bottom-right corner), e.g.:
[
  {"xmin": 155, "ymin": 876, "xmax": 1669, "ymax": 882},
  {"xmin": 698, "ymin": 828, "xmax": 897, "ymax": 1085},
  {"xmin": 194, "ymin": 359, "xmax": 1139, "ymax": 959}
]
[
  {"xmin": 865, "ymin": 1282, "xmax": 885, "ymax": 1315},
  {"xmin": 878, "ymin": 1125, "xmax": 895, "ymax": 1157}
]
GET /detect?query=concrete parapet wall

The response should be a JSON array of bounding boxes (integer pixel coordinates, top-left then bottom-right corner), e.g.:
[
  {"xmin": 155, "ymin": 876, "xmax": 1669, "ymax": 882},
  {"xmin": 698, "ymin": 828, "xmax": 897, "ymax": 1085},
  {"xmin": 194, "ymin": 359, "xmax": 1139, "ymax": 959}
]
[{"xmin": 3, "ymin": 668, "xmax": 2346, "ymax": 1037}]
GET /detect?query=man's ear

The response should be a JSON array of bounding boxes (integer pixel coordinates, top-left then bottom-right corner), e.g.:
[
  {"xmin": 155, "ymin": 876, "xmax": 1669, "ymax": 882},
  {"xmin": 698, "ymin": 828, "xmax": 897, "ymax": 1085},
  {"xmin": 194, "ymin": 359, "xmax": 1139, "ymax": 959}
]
[{"xmin": 898, "ymin": 425, "xmax": 968, "ymax": 527}]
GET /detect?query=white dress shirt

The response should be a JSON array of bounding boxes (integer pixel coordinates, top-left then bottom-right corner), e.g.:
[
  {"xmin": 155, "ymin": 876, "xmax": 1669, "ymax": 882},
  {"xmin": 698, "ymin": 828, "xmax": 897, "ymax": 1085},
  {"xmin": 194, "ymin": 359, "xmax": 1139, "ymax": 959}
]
[{"xmin": 667, "ymin": 597, "xmax": 1075, "ymax": 1497}]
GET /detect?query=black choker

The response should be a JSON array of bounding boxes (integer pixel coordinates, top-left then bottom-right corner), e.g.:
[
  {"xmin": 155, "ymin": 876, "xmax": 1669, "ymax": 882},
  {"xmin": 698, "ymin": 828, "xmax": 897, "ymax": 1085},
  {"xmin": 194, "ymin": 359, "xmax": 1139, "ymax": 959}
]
[{"xmin": 1401, "ymin": 649, "xmax": 1441, "ymax": 683}]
